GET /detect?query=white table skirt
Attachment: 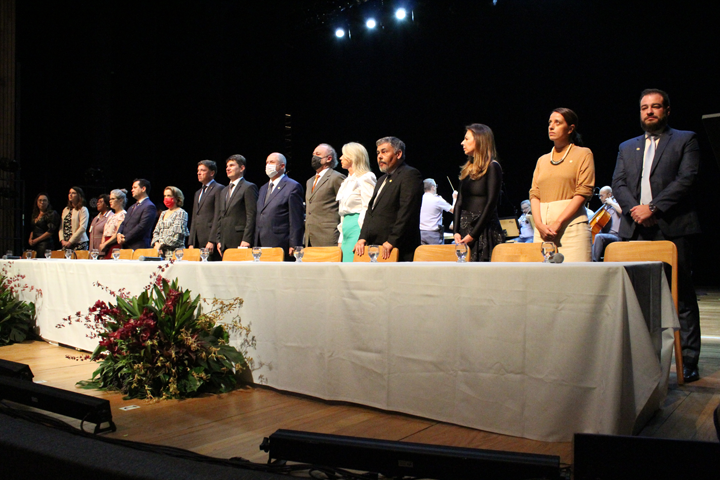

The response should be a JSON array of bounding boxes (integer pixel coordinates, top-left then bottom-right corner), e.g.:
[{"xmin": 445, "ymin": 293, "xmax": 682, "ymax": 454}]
[{"xmin": 3, "ymin": 259, "xmax": 678, "ymax": 442}]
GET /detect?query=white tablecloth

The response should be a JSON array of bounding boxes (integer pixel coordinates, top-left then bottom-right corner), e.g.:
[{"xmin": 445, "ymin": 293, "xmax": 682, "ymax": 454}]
[{"xmin": 3, "ymin": 259, "xmax": 678, "ymax": 442}]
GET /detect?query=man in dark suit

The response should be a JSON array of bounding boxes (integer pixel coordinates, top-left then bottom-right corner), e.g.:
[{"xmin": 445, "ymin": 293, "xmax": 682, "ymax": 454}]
[
  {"xmin": 117, "ymin": 178, "xmax": 157, "ymax": 250},
  {"xmin": 216, "ymin": 155, "xmax": 258, "ymax": 256},
  {"xmin": 612, "ymin": 88, "xmax": 701, "ymax": 382},
  {"xmin": 188, "ymin": 160, "xmax": 225, "ymax": 261},
  {"xmin": 305, "ymin": 143, "xmax": 346, "ymax": 247},
  {"xmin": 255, "ymin": 152, "xmax": 304, "ymax": 260},
  {"xmin": 355, "ymin": 136, "xmax": 423, "ymax": 262}
]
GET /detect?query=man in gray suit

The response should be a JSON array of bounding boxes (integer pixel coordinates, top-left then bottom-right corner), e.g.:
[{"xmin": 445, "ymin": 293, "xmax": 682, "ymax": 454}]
[
  {"xmin": 612, "ymin": 88, "xmax": 701, "ymax": 382},
  {"xmin": 305, "ymin": 143, "xmax": 346, "ymax": 247},
  {"xmin": 188, "ymin": 160, "xmax": 225, "ymax": 261},
  {"xmin": 216, "ymin": 154, "xmax": 258, "ymax": 256}
]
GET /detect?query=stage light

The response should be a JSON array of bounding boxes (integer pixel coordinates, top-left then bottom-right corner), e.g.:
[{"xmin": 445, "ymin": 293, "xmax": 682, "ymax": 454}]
[
  {"xmin": 335, "ymin": 28, "xmax": 345, "ymax": 38},
  {"xmin": 395, "ymin": 8, "xmax": 407, "ymax": 20},
  {"xmin": 366, "ymin": 18, "xmax": 376, "ymax": 29}
]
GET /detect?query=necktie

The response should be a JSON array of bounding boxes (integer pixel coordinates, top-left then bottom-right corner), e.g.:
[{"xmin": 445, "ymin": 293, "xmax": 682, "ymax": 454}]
[
  {"xmin": 199, "ymin": 185, "xmax": 207, "ymax": 206},
  {"xmin": 265, "ymin": 181, "xmax": 274, "ymax": 202},
  {"xmin": 226, "ymin": 182, "xmax": 235, "ymax": 203},
  {"xmin": 312, "ymin": 174, "xmax": 320, "ymax": 193},
  {"xmin": 640, "ymin": 135, "xmax": 656, "ymax": 205}
]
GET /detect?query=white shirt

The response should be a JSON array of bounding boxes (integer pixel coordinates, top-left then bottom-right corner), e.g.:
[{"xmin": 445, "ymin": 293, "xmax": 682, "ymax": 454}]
[
  {"xmin": 335, "ymin": 171, "xmax": 377, "ymax": 242},
  {"xmin": 420, "ymin": 192, "xmax": 453, "ymax": 231}
]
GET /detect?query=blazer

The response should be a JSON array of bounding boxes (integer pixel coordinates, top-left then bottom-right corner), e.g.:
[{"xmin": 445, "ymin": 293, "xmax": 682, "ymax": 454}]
[
  {"xmin": 189, "ymin": 179, "xmax": 225, "ymax": 248},
  {"xmin": 304, "ymin": 168, "xmax": 346, "ymax": 247},
  {"xmin": 59, "ymin": 206, "xmax": 89, "ymax": 247},
  {"xmin": 359, "ymin": 162, "xmax": 423, "ymax": 262},
  {"xmin": 216, "ymin": 178, "xmax": 258, "ymax": 250},
  {"xmin": 255, "ymin": 175, "xmax": 305, "ymax": 257},
  {"xmin": 612, "ymin": 127, "xmax": 701, "ymax": 239},
  {"xmin": 117, "ymin": 198, "xmax": 157, "ymax": 250},
  {"xmin": 88, "ymin": 211, "xmax": 113, "ymax": 253}
]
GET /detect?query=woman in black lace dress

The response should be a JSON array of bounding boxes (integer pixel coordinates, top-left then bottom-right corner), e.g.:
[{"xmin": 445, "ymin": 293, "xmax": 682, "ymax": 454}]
[
  {"xmin": 453, "ymin": 124, "xmax": 504, "ymax": 261},
  {"xmin": 28, "ymin": 193, "xmax": 60, "ymax": 257}
]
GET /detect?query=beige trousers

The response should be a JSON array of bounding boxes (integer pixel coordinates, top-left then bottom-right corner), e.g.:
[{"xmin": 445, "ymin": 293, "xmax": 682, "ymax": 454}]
[{"xmin": 533, "ymin": 199, "xmax": 591, "ymax": 262}]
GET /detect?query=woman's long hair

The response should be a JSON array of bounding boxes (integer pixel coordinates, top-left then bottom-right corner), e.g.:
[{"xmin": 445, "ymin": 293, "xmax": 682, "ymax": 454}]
[
  {"xmin": 342, "ymin": 142, "xmax": 371, "ymax": 176},
  {"xmin": 460, "ymin": 123, "xmax": 498, "ymax": 181},
  {"xmin": 32, "ymin": 192, "xmax": 53, "ymax": 221},
  {"xmin": 66, "ymin": 186, "xmax": 86, "ymax": 209}
]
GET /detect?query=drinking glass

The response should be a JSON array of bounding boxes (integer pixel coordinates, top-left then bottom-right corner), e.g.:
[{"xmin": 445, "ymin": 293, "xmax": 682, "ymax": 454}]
[
  {"xmin": 454, "ymin": 243, "xmax": 468, "ymax": 263},
  {"xmin": 25, "ymin": 250, "xmax": 33, "ymax": 260},
  {"xmin": 64, "ymin": 249, "xmax": 73, "ymax": 260},
  {"xmin": 368, "ymin": 245, "xmax": 380, "ymax": 263},
  {"xmin": 541, "ymin": 242, "xmax": 557, "ymax": 263},
  {"xmin": 112, "ymin": 250, "xmax": 121, "ymax": 261},
  {"xmin": 174, "ymin": 248, "xmax": 184, "ymax": 261},
  {"xmin": 44, "ymin": 250, "xmax": 52, "ymax": 259},
  {"xmin": 90, "ymin": 249, "xmax": 100, "ymax": 260},
  {"xmin": 200, "ymin": 248, "xmax": 209, "ymax": 262},
  {"xmin": 293, "ymin": 246, "xmax": 304, "ymax": 262},
  {"xmin": 252, "ymin": 247, "xmax": 262, "ymax": 262}
]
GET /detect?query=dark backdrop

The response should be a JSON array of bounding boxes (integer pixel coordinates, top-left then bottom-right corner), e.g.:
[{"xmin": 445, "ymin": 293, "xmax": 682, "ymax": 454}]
[{"xmin": 15, "ymin": 1, "xmax": 720, "ymax": 284}]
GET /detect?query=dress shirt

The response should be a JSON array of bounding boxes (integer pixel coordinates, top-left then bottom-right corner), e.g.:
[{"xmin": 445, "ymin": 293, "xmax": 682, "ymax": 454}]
[
  {"xmin": 420, "ymin": 192, "xmax": 452, "ymax": 231},
  {"xmin": 335, "ymin": 171, "xmax": 377, "ymax": 243}
]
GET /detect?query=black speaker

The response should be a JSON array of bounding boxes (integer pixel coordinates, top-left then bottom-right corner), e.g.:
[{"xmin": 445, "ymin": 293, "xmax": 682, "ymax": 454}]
[{"xmin": 0, "ymin": 359, "xmax": 34, "ymax": 380}]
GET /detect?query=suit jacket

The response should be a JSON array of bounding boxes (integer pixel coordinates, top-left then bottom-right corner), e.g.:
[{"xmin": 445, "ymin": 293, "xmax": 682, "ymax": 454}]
[
  {"xmin": 117, "ymin": 198, "xmax": 157, "ymax": 250},
  {"xmin": 88, "ymin": 211, "xmax": 112, "ymax": 253},
  {"xmin": 189, "ymin": 179, "xmax": 225, "ymax": 248},
  {"xmin": 216, "ymin": 178, "xmax": 258, "ymax": 250},
  {"xmin": 612, "ymin": 127, "xmax": 701, "ymax": 239},
  {"xmin": 255, "ymin": 175, "xmax": 305, "ymax": 257},
  {"xmin": 359, "ymin": 162, "xmax": 423, "ymax": 262},
  {"xmin": 305, "ymin": 168, "xmax": 346, "ymax": 246}
]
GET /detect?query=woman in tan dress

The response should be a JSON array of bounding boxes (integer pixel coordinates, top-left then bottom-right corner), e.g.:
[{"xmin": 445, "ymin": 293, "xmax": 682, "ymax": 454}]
[{"xmin": 529, "ymin": 108, "xmax": 595, "ymax": 262}]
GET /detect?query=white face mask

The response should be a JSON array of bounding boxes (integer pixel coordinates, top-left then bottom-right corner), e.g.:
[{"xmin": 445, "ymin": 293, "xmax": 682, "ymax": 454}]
[{"xmin": 266, "ymin": 164, "xmax": 277, "ymax": 178}]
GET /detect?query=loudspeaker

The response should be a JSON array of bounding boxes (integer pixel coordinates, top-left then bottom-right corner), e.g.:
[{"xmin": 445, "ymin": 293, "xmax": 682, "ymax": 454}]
[
  {"xmin": 0, "ymin": 359, "xmax": 34, "ymax": 380},
  {"xmin": 574, "ymin": 433, "xmax": 720, "ymax": 479}
]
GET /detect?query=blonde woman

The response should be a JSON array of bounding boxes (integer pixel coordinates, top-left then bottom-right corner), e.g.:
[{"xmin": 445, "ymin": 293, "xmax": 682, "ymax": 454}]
[
  {"xmin": 453, "ymin": 124, "xmax": 504, "ymax": 261},
  {"xmin": 151, "ymin": 186, "xmax": 189, "ymax": 256},
  {"xmin": 529, "ymin": 108, "xmax": 594, "ymax": 262},
  {"xmin": 335, "ymin": 142, "xmax": 377, "ymax": 262}
]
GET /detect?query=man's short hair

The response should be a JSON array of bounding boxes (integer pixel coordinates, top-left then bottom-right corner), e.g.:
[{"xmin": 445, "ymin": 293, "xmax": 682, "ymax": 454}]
[
  {"xmin": 319, "ymin": 143, "xmax": 338, "ymax": 169},
  {"xmin": 423, "ymin": 179, "xmax": 437, "ymax": 192},
  {"xmin": 198, "ymin": 159, "xmax": 217, "ymax": 173},
  {"xmin": 376, "ymin": 136, "xmax": 406, "ymax": 157},
  {"xmin": 226, "ymin": 154, "xmax": 246, "ymax": 167},
  {"xmin": 640, "ymin": 88, "xmax": 671, "ymax": 109},
  {"xmin": 134, "ymin": 178, "xmax": 151, "ymax": 196},
  {"xmin": 274, "ymin": 153, "xmax": 287, "ymax": 166},
  {"xmin": 600, "ymin": 186, "xmax": 612, "ymax": 195}
]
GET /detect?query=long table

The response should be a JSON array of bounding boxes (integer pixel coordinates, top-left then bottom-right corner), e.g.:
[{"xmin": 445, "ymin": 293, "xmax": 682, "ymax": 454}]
[{"xmin": 3, "ymin": 259, "xmax": 678, "ymax": 442}]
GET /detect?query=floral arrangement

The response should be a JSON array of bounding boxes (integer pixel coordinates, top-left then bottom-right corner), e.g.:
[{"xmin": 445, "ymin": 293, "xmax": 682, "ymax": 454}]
[
  {"xmin": 0, "ymin": 263, "xmax": 40, "ymax": 346},
  {"xmin": 60, "ymin": 272, "xmax": 254, "ymax": 400}
]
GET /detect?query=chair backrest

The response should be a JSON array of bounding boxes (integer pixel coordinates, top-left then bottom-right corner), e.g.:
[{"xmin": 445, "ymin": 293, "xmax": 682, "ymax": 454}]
[
  {"xmin": 132, "ymin": 248, "xmax": 159, "ymax": 260},
  {"xmin": 118, "ymin": 249, "xmax": 134, "ymax": 260},
  {"xmin": 302, "ymin": 246, "xmax": 342, "ymax": 262},
  {"xmin": 604, "ymin": 240, "xmax": 678, "ymax": 310},
  {"xmin": 413, "ymin": 245, "xmax": 457, "ymax": 262},
  {"xmin": 222, "ymin": 248, "xmax": 252, "ymax": 262},
  {"xmin": 74, "ymin": 250, "xmax": 90, "ymax": 260},
  {"xmin": 353, "ymin": 247, "xmax": 400, "ymax": 263},
  {"xmin": 50, "ymin": 250, "xmax": 67, "ymax": 259},
  {"xmin": 178, "ymin": 248, "xmax": 201, "ymax": 261},
  {"xmin": 490, "ymin": 242, "xmax": 544, "ymax": 262},
  {"xmin": 260, "ymin": 247, "xmax": 285, "ymax": 262}
]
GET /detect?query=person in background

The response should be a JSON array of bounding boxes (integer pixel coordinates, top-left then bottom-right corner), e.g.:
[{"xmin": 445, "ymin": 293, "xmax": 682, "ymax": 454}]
[
  {"xmin": 101, "ymin": 189, "xmax": 127, "ymax": 259},
  {"xmin": 420, "ymin": 178, "xmax": 456, "ymax": 245},
  {"xmin": 591, "ymin": 186, "xmax": 621, "ymax": 261},
  {"xmin": 88, "ymin": 194, "xmax": 113, "ymax": 255},
  {"xmin": 517, "ymin": 200, "xmax": 534, "ymax": 243},
  {"xmin": 28, "ymin": 192, "xmax": 60, "ymax": 257},
  {"xmin": 152, "ymin": 186, "xmax": 190, "ymax": 256},
  {"xmin": 336, "ymin": 142, "xmax": 377, "ymax": 261},
  {"xmin": 59, "ymin": 186, "xmax": 89, "ymax": 251}
]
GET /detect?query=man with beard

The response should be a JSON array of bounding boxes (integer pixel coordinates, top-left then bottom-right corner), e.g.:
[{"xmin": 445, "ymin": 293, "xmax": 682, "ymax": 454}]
[
  {"xmin": 305, "ymin": 143, "xmax": 345, "ymax": 247},
  {"xmin": 355, "ymin": 136, "xmax": 423, "ymax": 262},
  {"xmin": 612, "ymin": 88, "xmax": 701, "ymax": 382}
]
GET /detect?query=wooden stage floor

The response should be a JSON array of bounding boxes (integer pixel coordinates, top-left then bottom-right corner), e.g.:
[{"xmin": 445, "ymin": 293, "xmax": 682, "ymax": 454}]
[{"xmin": 2, "ymin": 290, "xmax": 719, "ymax": 469}]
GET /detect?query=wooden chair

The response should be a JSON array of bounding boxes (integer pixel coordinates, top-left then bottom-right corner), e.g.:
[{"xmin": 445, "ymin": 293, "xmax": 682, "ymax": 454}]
[
  {"xmin": 132, "ymin": 248, "xmax": 159, "ymax": 260},
  {"xmin": 74, "ymin": 250, "xmax": 90, "ymax": 260},
  {"xmin": 177, "ymin": 248, "xmax": 201, "ymax": 261},
  {"xmin": 604, "ymin": 240, "xmax": 684, "ymax": 385},
  {"xmin": 222, "ymin": 247, "xmax": 285, "ymax": 262},
  {"xmin": 413, "ymin": 245, "xmax": 457, "ymax": 262},
  {"xmin": 302, "ymin": 246, "xmax": 342, "ymax": 262},
  {"xmin": 353, "ymin": 247, "xmax": 399, "ymax": 263},
  {"xmin": 490, "ymin": 242, "xmax": 544, "ymax": 262},
  {"xmin": 51, "ymin": 250, "xmax": 69, "ymax": 259},
  {"xmin": 22, "ymin": 251, "xmax": 37, "ymax": 259},
  {"xmin": 118, "ymin": 249, "xmax": 134, "ymax": 260}
]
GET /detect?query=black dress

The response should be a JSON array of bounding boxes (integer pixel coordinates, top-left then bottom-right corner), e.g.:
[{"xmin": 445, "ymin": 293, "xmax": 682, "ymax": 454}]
[
  {"xmin": 31, "ymin": 210, "xmax": 60, "ymax": 257},
  {"xmin": 453, "ymin": 161, "xmax": 505, "ymax": 262}
]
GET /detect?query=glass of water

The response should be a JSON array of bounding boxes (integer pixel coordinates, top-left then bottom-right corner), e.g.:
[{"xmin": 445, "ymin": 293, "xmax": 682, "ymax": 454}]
[
  {"xmin": 200, "ymin": 248, "xmax": 209, "ymax": 262},
  {"xmin": 112, "ymin": 250, "xmax": 121, "ymax": 261},
  {"xmin": 454, "ymin": 243, "xmax": 468, "ymax": 263},
  {"xmin": 64, "ymin": 249, "xmax": 73, "ymax": 260},
  {"xmin": 368, "ymin": 245, "xmax": 380, "ymax": 263},
  {"xmin": 293, "ymin": 246, "xmax": 304, "ymax": 262},
  {"xmin": 541, "ymin": 241, "xmax": 557, "ymax": 263},
  {"xmin": 174, "ymin": 248, "xmax": 184, "ymax": 261},
  {"xmin": 25, "ymin": 250, "xmax": 34, "ymax": 260},
  {"xmin": 44, "ymin": 250, "xmax": 52, "ymax": 259},
  {"xmin": 90, "ymin": 249, "xmax": 100, "ymax": 260},
  {"xmin": 252, "ymin": 246, "xmax": 262, "ymax": 262}
]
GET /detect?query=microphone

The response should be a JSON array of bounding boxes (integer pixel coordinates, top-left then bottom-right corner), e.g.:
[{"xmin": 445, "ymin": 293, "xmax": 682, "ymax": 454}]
[{"xmin": 548, "ymin": 252, "xmax": 565, "ymax": 264}]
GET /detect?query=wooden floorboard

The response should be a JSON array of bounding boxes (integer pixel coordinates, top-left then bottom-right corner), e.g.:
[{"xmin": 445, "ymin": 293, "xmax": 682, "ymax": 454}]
[{"xmin": 2, "ymin": 290, "xmax": 719, "ymax": 470}]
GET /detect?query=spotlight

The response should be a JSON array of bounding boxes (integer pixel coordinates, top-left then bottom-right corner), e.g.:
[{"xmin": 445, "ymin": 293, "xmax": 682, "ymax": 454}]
[
  {"xmin": 335, "ymin": 28, "xmax": 345, "ymax": 38},
  {"xmin": 366, "ymin": 18, "xmax": 376, "ymax": 29},
  {"xmin": 395, "ymin": 8, "xmax": 407, "ymax": 20}
]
